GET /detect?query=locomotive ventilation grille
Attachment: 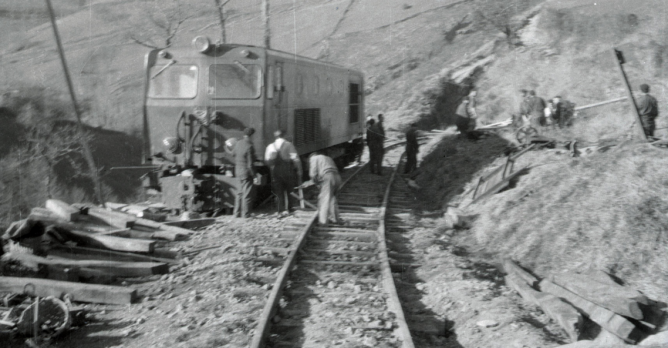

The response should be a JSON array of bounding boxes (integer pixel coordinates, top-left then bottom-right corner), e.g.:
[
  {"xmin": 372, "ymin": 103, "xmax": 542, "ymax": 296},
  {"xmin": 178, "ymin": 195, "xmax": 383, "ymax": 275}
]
[{"xmin": 294, "ymin": 108, "xmax": 321, "ymax": 146}]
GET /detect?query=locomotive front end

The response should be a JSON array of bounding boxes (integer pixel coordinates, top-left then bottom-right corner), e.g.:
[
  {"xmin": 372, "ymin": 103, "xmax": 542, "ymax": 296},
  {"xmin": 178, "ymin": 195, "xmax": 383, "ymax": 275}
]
[{"xmin": 142, "ymin": 37, "xmax": 267, "ymax": 214}]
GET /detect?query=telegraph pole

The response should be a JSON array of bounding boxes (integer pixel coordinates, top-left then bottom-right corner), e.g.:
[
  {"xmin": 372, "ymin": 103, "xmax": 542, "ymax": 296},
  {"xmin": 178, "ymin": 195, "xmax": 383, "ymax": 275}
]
[
  {"xmin": 262, "ymin": 0, "xmax": 270, "ymax": 48},
  {"xmin": 45, "ymin": 0, "xmax": 104, "ymax": 205},
  {"xmin": 612, "ymin": 48, "xmax": 647, "ymax": 140}
]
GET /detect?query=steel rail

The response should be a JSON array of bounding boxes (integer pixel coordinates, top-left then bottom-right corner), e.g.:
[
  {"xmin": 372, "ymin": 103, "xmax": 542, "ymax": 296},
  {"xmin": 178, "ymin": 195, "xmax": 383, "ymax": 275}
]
[
  {"xmin": 250, "ymin": 135, "xmax": 429, "ymax": 347},
  {"xmin": 376, "ymin": 152, "xmax": 416, "ymax": 348},
  {"xmin": 249, "ymin": 163, "xmax": 368, "ymax": 348}
]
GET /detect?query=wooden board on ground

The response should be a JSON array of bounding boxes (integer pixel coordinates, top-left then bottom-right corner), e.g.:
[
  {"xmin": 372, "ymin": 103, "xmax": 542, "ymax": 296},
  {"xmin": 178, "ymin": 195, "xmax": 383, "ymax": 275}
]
[
  {"xmin": 30, "ymin": 208, "xmax": 112, "ymax": 233},
  {"xmin": 503, "ymin": 258, "xmax": 539, "ymax": 287},
  {"xmin": 551, "ymin": 272, "xmax": 647, "ymax": 319},
  {"xmin": 48, "ymin": 245, "xmax": 177, "ymax": 264},
  {"xmin": 162, "ymin": 218, "xmax": 216, "ymax": 230},
  {"xmin": 73, "ymin": 205, "xmax": 135, "ymax": 229},
  {"xmin": 102, "ymin": 228, "xmax": 187, "ymax": 242},
  {"xmin": 505, "ymin": 274, "xmax": 582, "ymax": 342},
  {"xmin": 56, "ymin": 228, "xmax": 155, "ymax": 253},
  {"xmin": 0, "ymin": 276, "xmax": 137, "ymax": 305},
  {"xmin": 4, "ymin": 252, "xmax": 169, "ymax": 277},
  {"xmin": 45, "ymin": 199, "xmax": 80, "ymax": 222},
  {"xmin": 539, "ymin": 279, "xmax": 639, "ymax": 343}
]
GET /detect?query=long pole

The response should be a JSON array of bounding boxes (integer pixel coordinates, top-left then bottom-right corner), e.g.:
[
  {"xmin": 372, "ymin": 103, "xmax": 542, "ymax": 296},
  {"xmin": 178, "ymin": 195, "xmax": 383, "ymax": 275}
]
[
  {"xmin": 611, "ymin": 48, "xmax": 647, "ymax": 140},
  {"xmin": 262, "ymin": 0, "xmax": 270, "ymax": 48},
  {"xmin": 45, "ymin": 0, "xmax": 104, "ymax": 205}
]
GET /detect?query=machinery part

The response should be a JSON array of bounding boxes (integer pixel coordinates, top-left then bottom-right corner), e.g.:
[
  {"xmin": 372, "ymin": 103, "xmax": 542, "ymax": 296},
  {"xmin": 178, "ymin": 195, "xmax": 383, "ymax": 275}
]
[
  {"xmin": 516, "ymin": 126, "xmax": 538, "ymax": 145},
  {"xmin": 17, "ymin": 297, "xmax": 71, "ymax": 338}
]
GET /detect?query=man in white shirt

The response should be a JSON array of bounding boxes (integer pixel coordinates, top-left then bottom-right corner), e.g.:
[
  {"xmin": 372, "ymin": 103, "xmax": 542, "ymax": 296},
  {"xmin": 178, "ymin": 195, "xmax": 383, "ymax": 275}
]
[{"xmin": 265, "ymin": 130, "xmax": 302, "ymax": 213}]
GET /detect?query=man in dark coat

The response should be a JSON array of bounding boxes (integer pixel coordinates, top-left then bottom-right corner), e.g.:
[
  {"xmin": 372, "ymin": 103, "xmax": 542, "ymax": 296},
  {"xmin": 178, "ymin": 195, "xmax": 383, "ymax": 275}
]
[
  {"xmin": 528, "ymin": 90, "xmax": 546, "ymax": 128},
  {"xmin": 366, "ymin": 119, "xmax": 382, "ymax": 174},
  {"xmin": 232, "ymin": 127, "xmax": 257, "ymax": 218},
  {"xmin": 551, "ymin": 96, "xmax": 564, "ymax": 128},
  {"xmin": 404, "ymin": 123, "xmax": 419, "ymax": 174},
  {"xmin": 637, "ymin": 84, "xmax": 659, "ymax": 138},
  {"xmin": 265, "ymin": 130, "xmax": 303, "ymax": 213}
]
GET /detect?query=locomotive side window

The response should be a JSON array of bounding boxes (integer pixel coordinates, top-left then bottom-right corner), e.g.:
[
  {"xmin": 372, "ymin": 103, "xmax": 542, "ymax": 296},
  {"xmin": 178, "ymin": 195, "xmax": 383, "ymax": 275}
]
[
  {"xmin": 296, "ymin": 73, "xmax": 304, "ymax": 95},
  {"xmin": 208, "ymin": 63, "xmax": 262, "ymax": 99},
  {"xmin": 148, "ymin": 65, "xmax": 198, "ymax": 99},
  {"xmin": 349, "ymin": 83, "xmax": 360, "ymax": 124}
]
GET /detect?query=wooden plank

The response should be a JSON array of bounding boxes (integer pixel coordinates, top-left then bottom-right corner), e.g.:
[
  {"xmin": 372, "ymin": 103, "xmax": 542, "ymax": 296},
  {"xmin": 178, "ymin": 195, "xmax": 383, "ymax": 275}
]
[
  {"xmin": 48, "ymin": 245, "xmax": 176, "ymax": 264},
  {"xmin": 539, "ymin": 279, "xmax": 639, "ymax": 343},
  {"xmin": 551, "ymin": 272, "xmax": 645, "ymax": 319},
  {"xmin": 0, "ymin": 276, "xmax": 136, "ymax": 305},
  {"xmin": 56, "ymin": 228, "xmax": 155, "ymax": 253},
  {"xmin": 103, "ymin": 229, "xmax": 188, "ymax": 242},
  {"xmin": 29, "ymin": 208, "xmax": 111, "ymax": 233},
  {"xmin": 72, "ymin": 204, "xmax": 135, "ymax": 229},
  {"xmin": 162, "ymin": 218, "xmax": 216, "ymax": 230},
  {"xmin": 503, "ymin": 258, "xmax": 539, "ymax": 287},
  {"xmin": 45, "ymin": 199, "xmax": 80, "ymax": 222},
  {"xmin": 506, "ymin": 274, "xmax": 582, "ymax": 342},
  {"xmin": 5, "ymin": 252, "xmax": 169, "ymax": 277}
]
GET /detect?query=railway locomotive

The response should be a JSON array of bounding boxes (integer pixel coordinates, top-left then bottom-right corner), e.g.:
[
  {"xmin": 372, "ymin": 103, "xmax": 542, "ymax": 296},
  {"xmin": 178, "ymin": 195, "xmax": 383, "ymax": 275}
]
[{"xmin": 141, "ymin": 36, "xmax": 365, "ymax": 214}]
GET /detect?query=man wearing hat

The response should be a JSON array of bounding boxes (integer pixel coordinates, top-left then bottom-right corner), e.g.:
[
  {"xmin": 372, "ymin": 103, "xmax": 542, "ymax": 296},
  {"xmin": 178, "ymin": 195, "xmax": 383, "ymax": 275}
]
[
  {"xmin": 232, "ymin": 127, "xmax": 258, "ymax": 218},
  {"xmin": 308, "ymin": 152, "xmax": 342, "ymax": 226},
  {"xmin": 265, "ymin": 129, "xmax": 302, "ymax": 214},
  {"xmin": 637, "ymin": 84, "xmax": 659, "ymax": 138}
]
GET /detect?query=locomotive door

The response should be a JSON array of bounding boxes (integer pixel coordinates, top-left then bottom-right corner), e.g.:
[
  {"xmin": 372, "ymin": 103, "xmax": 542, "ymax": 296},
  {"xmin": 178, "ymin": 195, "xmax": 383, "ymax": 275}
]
[{"xmin": 272, "ymin": 61, "xmax": 287, "ymax": 133}]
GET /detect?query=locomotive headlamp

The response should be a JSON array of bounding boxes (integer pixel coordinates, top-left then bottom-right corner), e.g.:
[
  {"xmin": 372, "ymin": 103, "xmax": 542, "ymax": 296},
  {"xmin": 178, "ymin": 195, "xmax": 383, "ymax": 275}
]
[
  {"xmin": 192, "ymin": 36, "xmax": 211, "ymax": 53},
  {"xmin": 163, "ymin": 137, "xmax": 182, "ymax": 154},
  {"xmin": 158, "ymin": 50, "xmax": 171, "ymax": 59}
]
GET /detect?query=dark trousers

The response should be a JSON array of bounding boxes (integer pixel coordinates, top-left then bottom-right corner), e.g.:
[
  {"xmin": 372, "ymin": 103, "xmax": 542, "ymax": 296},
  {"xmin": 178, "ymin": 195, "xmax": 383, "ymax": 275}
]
[
  {"xmin": 234, "ymin": 175, "xmax": 254, "ymax": 218},
  {"xmin": 272, "ymin": 175, "xmax": 296, "ymax": 212},
  {"xmin": 318, "ymin": 172, "xmax": 341, "ymax": 225},
  {"xmin": 405, "ymin": 150, "xmax": 417, "ymax": 174},
  {"xmin": 369, "ymin": 145, "xmax": 383, "ymax": 174},
  {"xmin": 641, "ymin": 115, "xmax": 656, "ymax": 138}
]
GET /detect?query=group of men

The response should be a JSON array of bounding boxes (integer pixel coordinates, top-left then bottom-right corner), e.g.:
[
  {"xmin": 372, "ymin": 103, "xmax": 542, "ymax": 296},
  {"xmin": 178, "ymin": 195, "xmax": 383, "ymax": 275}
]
[
  {"xmin": 365, "ymin": 114, "xmax": 385, "ymax": 175},
  {"xmin": 230, "ymin": 128, "xmax": 343, "ymax": 227},
  {"xmin": 518, "ymin": 90, "xmax": 565, "ymax": 129}
]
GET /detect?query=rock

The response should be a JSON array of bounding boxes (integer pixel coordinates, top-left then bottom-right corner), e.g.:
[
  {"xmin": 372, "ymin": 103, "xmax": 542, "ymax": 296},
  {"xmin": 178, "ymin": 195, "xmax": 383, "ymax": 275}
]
[
  {"xmin": 353, "ymin": 285, "xmax": 362, "ymax": 293},
  {"xmin": 343, "ymin": 327, "xmax": 354, "ymax": 335},
  {"xmin": 327, "ymin": 281, "xmax": 336, "ymax": 289},
  {"xmin": 345, "ymin": 297, "xmax": 357, "ymax": 305},
  {"xmin": 476, "ymin": 320, "xmax": 499, "ymax": 328},
  {"xmin": 362, "ymin": 336, "xmax": 378, "ymax": 347},
  {"xmin": 640, "ymin": 331, "xmax": 668, "ymax": 346}
]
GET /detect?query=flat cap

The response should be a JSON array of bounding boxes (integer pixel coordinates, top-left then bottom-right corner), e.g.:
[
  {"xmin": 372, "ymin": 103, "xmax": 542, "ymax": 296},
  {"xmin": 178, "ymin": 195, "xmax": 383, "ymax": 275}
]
[{"xmin": 244, "ymin": 127, "xmax": 255, "ymax": 136}]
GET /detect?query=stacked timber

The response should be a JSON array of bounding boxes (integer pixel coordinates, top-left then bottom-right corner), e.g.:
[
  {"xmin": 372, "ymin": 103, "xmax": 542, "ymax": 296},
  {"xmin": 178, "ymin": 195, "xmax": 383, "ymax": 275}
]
[
  {"xmin": 0, "ymin": 199, "xmax": 205, "ymax": 287},
  {"xmin": 503, "ymin": 259, "xmax": 663, "ymax": 345}
]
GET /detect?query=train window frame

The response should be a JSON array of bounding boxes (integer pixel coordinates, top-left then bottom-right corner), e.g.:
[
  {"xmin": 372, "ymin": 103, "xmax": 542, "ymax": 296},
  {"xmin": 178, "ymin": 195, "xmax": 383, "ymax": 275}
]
[
  {"xmin": 148, "ymin": 64, "xmax": 199, "ymax": 99},
  {"xmin": 349, "ymin": 82, "xmax": 360, "ymax": 124},
  {"xmin": 208, "ymin": 63, "xmax": 263, "ymax": 100}
]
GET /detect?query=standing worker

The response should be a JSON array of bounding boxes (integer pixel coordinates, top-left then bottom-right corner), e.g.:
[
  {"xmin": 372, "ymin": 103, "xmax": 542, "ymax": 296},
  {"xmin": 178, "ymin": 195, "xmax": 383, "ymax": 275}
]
[
  {"xmin": 455, "ymin": 96, "xmax": 472, "ymax": 136},
  {"xmin": 265, "ymin": 130, "xmax": 303, "ymax": 214},
  {"xmin": 404, "ymin": 123, "xmax": 419, "ymax": 175},
  {"xmin": 308, "ymin": 152, "xmax": 342, "ymax": 226},
  {"xmin": 637, "ymin": 84, "xmax": 659, "ymax": 139},
  {"xmin": 368, "ymin": 116, "xmax": 385, "ymax": 175},
  {"xmin": 366, "ymin": 118, "xmax": 381, "ymax": 174},
  {"xmin": 528, "ymin": 90, "xmax": 546, "ymax": 128},
  {"xmin": 232, "ymin": 127, "xmax": 258, "ymax": 218}
]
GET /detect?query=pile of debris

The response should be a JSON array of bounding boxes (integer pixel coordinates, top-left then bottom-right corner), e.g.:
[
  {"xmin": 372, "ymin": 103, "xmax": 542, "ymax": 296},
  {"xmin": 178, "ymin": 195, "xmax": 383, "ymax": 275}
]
[
  {"xmin": 503, "ymin": 259, "xmax": 667, "ymax": 347},
  {"xmin": 0, "ymin": 199, "xmax": 212, "ymax": 344}
]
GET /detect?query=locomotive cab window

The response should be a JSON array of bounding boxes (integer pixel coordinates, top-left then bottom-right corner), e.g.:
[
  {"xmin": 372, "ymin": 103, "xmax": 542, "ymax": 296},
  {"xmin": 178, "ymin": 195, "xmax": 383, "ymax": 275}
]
[
  {"xmin": 349, "ymin": 83, "xmax": 360, "ymax": 124},
  {"xmin": 148, "ymin": 65, "xmax": 198, "ymax": 99},
  {"xmin": 208, "ymin": 63, "xmax": 262, "ymax": 99}
]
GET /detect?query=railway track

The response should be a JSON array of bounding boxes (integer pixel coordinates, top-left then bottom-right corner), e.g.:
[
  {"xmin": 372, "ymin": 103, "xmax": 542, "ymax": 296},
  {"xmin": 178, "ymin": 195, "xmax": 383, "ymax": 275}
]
[{"xmin": 248, "ymin": 135, "xmax": 437, "ymax": 348}]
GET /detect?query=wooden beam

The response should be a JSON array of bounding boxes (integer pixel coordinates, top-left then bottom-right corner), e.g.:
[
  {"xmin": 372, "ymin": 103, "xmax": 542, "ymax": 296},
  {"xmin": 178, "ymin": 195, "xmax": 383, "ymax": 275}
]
[
  {"xmin": 162, "ymin": 218, "xmax": 215, "ymax": 230},
  {"xmin": 56, "ymin": 228, "xmax": 155, "ymax": 253},
  {"xmin": 0, "ymin": 276, "xmax": 136, "ymax": 305},
  {"xmin": 503, "ymin": 258, "xmax": 539, "ymax": 287},
  {"xmin": 5, "ymin": 252, "xmax": 169, "ymax": 277},
  {"xmin": 102, "ymin": 228, "xmax": 188, "ymax": 242},
  {"xmin": 551, "ymin": 272, "xmax": 646, "ymax": 319},
  {"xmin": 539, "ymin": 279, "xmax": 639, "ymax": 343},
  {"xmin": 46, "ymin": 199, "xmax": 80, "ymax": 222},
  {"xmin": 506, "ymin": 274, "xmax": 582, "ymax": 342},
  {"xmin": 48, "ymin": 245, "xmax": 176, "ymax": 264},
  {"xmin": 74, "ymin": 205, "xmax": 135, "ymax": 229},
  {"xmin": 29, "ymin": 208, "xmax": 110, "ymax": 233}
]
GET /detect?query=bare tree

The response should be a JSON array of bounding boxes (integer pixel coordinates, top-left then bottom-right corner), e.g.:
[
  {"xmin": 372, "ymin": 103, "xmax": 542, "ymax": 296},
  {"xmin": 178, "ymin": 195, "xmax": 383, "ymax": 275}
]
[
  {"xmin": 473, "ymin": 0, "xmax": 533, "ymax": 47},
  {"xmin": 129, "ymin": 0, "xmax": 192, "ymax": 49},
  {"xmin": 213, "ymin": 0, "xmax": 232, "ymax": 43}
]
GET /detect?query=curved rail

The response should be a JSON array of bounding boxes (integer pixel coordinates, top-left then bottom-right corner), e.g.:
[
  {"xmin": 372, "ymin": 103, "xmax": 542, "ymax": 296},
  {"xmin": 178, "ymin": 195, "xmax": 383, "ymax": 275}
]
[
  {"xmin": 249, "ymin": 164, "xmax": 368, "ymax": 348},
  {"xmin": 250, "ymin": 134, "xmax": 431, "ymax": 347}
]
